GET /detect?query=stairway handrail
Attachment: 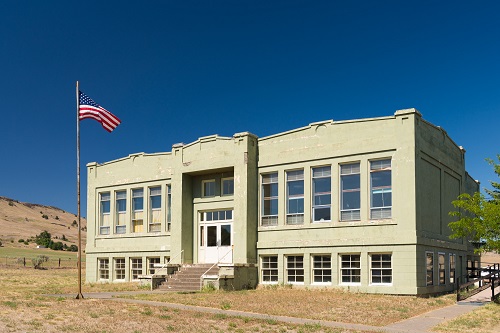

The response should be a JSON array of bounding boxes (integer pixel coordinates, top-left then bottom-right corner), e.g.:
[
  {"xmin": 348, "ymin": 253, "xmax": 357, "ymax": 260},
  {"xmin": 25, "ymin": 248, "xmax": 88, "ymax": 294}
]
[
  {"xmin": 151, "ymin": 249, "xmax": 184, "ymax": 278},
  {"xmin": 200, "ymin": 245, "xmax": 234, "ymax": 289}
]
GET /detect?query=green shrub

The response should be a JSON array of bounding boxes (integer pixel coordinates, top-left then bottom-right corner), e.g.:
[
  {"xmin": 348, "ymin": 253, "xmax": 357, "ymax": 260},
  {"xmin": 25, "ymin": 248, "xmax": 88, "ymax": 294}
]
[
  {"xmin": 32, "ymin": 255, "xmax": 49, "ymax": 269},
  {"xmin": 18, "ymin": 239, "xmax": 25, "ymax": 243}
]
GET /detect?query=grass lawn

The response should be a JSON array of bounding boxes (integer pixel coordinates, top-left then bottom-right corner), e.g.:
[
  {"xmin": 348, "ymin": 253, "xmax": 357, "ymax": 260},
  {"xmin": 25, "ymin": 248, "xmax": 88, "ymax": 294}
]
[
  {"xmin": 0, "ymin": 266, "xmax": 497, "ymax": 333},
  {"xmin": 0, "ymin": 244, "xmax": 83, "ymax": 262},
  {"xmin": 433, "ymin": 302, "xmax": 500, "ymax": 333}
]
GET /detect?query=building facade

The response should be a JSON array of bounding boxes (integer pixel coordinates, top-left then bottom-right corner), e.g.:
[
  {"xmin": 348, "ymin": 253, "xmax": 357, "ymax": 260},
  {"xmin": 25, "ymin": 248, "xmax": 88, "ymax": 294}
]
[{"xmin": 85, "ymin": 109, "xmax": 478, "ymax": 295}]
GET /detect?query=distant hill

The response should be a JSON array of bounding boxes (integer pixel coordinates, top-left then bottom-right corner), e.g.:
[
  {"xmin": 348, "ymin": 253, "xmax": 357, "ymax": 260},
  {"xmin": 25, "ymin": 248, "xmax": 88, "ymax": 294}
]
[{"xmin": 0, "ymin": 196, "xmax": 86, "ymax": 250}]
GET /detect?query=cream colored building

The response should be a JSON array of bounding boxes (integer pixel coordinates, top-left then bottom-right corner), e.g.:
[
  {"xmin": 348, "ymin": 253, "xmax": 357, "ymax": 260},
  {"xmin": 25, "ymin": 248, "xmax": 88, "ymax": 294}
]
[{"xmin": 85, "ymin": 108, "xmax": 478, "ymax": 295}]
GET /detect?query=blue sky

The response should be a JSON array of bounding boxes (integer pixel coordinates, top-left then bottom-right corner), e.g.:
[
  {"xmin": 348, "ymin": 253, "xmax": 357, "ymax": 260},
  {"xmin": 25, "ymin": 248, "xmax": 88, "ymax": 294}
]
[{"xmin": 1, "ymin": 0, "xmax": 499, "ymax": 215}]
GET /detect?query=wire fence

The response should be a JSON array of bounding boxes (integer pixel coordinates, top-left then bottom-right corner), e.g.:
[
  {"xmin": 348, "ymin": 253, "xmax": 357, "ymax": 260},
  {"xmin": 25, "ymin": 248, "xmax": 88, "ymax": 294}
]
[{"xmin": 0, "ymin": 256, "xmax": 86, "ymax": 269}]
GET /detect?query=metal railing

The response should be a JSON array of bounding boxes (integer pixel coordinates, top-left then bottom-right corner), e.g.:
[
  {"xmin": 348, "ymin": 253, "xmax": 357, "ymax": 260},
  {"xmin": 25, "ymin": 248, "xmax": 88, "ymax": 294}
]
[{"xmin": 200, "ymin": 245, "xmax": 234, "ymax": 290}]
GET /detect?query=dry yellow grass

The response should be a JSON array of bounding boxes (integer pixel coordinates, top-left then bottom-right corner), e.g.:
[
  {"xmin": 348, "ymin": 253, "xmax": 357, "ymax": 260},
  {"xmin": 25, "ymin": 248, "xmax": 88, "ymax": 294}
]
[
  {"xmin": 0, "ymin": 267, "xmax": 368, "ymax": 333},
  {"xmin": 126, "ymin": 286, "xmax": 456, "ymax": 326}
]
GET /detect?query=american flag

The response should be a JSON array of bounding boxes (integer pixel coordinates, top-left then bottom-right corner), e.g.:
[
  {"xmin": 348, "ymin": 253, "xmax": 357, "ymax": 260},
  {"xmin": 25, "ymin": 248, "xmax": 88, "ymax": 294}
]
[{"xmin": 79, "ymin": 91, "xmax": 121, "ymax": 132}]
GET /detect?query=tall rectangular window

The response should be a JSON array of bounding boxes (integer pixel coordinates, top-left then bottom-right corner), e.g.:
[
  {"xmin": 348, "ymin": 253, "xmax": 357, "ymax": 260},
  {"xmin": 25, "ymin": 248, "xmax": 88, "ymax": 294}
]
[
  {"xmin": 148, "ymin": 257, "xmax": 160, "ymax": 275},
  {"xmin": 130, "ymin": 258, "xmax": 142, "ymax": 280},
  {"xmin": 114, "ymin": 258, "xmax": 125, "ymax": 280},
  {"xmin": 312, "ymin": 166, "xmax": 331, "ymax": 222},
  {"xmin": 287, "ymin": 170, "xmax": 304, "ymax": 225},
  {"xmin": 222, "ymin": 177, "xmax": 234, "ymax": 196},
  {"xmin": 312, "ymin": 255, "xmax": 332, "ymax": 284},
  {"xmin": 167, "ymin": 184, "xmax": 172, "ymax": 232},
  {"xmin": 149, "ymin": 187, "xmax": 161, "ymax": 232},
  {"xmin": 115, "ymin": 191, "xmax": 126, "ymax": 234},
  {"xmin": 131, "ymin": 189, "xmax": 144, "ymax": 233},
  {"xmin": 371, "ymin": 254, "xmax": 392, "ymax": 284},
  {"xmin": 202, "ymin": 180, "xmax": 215, "ymax": 197},
  {"xmin": 286, "ymin": 255, "xmax": 304, "ymax": 284},
  {"xmin": 261, "ymin": 256, "xmax": 278, "ymax": 283},
  {"xmin": 98, "ymin": 258, "xmax": 109, "ymax": 280},
  {"xmin": 341, "ymin": 254, "xmax": 361, "ymax": 284},
  {"xmin": 262, "ymin": 173, "xmax": 278, "ymax": 226},
  {"xmin": 438, "ymin": 253, "xmax": 446, "ymax": 285},
  {"xmin": 449, "ymin": 254, "xmax": 456, "ymax": 284},
  {"xmin": 426, "ymin": 252, "xmax": 434, "ymax": 286},
  {"xmin": 340, "ymin": 163, "xmax": 360, "ymax": 221},
  {"xmin": 99, "ymin": 192, "xmax": 110, "ymax": 235},
  {"xmin": 370, "ymin": 159, "xmax": 392, "ymax": 219}
]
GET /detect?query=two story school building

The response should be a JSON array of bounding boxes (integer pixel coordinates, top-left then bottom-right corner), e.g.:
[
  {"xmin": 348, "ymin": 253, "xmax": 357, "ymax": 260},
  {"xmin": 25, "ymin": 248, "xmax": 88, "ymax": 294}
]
[{"xmin": 85, "ymin": 108, "xmax": 478, "ymax": 295}]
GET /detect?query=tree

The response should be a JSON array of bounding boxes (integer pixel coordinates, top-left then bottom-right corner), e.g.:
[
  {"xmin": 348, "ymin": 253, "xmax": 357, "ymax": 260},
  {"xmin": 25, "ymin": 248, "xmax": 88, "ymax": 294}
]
[
  {"xmin": 35, "ymin": 231, "xmax": 52, "ymax": 247},
  {"xmin": 449, "ymin": 156, "xmax": 500, "ymax": 253}
]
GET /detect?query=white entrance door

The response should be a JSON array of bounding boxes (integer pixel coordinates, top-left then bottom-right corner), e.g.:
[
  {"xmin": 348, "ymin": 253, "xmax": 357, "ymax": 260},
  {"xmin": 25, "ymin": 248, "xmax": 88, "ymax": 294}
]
[{"xmin": 199, "ymin": 210, "xmax": 233, "ymax": 264}]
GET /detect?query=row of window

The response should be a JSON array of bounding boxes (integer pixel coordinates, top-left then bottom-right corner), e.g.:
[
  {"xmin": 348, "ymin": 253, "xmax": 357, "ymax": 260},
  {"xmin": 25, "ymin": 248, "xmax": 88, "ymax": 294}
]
[
  {"xmin": 261, "ymin": 159, "xmax": 392, "ymax": 226},
  {"xmin": 261, "ymin": 253, "xmax": 393, "ymax": 286},
  {"xmin": 426, "ymin": 252, "xmax": 457, "ymax": 286},
  {"xmin": 98, "ymin": 257, "xmax": 169, "ymax": 281},
  {"xmin": 99, "ymin": 185, "xmax": 171, "ymax": 235}
]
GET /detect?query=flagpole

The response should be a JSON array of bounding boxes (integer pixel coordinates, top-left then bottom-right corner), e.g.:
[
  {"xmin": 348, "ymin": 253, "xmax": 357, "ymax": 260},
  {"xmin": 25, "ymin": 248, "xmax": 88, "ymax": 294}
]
[{"xmin": 76, "ymin": 81, "xmax": 84, "ymax": 299}]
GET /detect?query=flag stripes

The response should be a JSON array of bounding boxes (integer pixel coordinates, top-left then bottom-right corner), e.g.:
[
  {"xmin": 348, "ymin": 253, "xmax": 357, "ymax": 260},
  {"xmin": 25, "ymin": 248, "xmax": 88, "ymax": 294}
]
[{"xmin": 79, "ymin": 91, "xmax": 121, "ymax": 132}]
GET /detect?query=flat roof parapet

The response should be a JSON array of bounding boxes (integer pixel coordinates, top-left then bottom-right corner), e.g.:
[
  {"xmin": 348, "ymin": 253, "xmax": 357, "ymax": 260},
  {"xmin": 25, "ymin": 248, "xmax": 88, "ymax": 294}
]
[
  {"xmin": 172, "ymin": 142, "xmax": 184, "ymax": 148},
  {"xmin": 394, "ymin": 108, "xmax": 422, "ymax": 117}
]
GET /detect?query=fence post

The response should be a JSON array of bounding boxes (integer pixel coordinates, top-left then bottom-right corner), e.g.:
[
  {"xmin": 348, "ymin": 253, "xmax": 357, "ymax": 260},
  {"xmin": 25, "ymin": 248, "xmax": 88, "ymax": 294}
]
[
  {"xmin": 59, "ymin": 258, "xmax": 61, "ymax": 267},
  {"xmin": 24, "ymin": 257, "xmax": 26, "ymax": 267}
]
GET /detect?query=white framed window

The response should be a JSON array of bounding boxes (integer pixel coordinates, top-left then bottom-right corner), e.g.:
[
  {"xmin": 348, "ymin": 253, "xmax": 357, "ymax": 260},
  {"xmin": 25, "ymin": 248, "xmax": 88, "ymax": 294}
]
[
  {"xmin": 287, "ymin": 170, "xmax": 304, "ymax": 225},
  {"xmin": 222, "ymin": 177, "xmax": 234, "ymax": 196},
  {"xmin": 312, "ymin": 166, "xmax": 331, "ymax": 222},
  {"xmin": 449, "ymin": 254, "xmax": 456, "ymax": 284},
  {"xmin": 149, "ymin": 187, "xmax": 161, "ymax": 232},
  {"xmin": 200, "ymin": 209, "xmax": 233, "ymax": 222},
  {"xmin": 131, "ymin": 189, "xmax": 144, "ymax": 233},
  {"xmin": 115, "ymin": 191, "xmax": 127, "ymax": 234},
  {"xmin": 286, "ymin": 255, "xmax": 304, "ymax": 284},
  {"xmin": 371, "ymin": 254, "xmax": 392, "ymax": 285},
  {"xmin": 426, "ymin": 252, "xmax": 434, "ymax": 286},
  {"xmin": 202, "ymin": 179, "xmax": 215, "ymax": 197},
  {"xmin": 167, "ymin": 184, "xmax": 172, "ymax": 232},
  {"xmin": 261, "ymin": 173, "xmax": 278, "ymax": 226},
  {"xmin": 148, "ymin": 257, "xmax": 160, "ymax": 275},
  {"xmin": 99, "ymin": 192, "xmax": 111, "ymax": 235},
  {"xmin": 312, "ymin": 255, "xmax": 332, "ymax": 284},
  {"xmin": 261, "ymin": 256, "xmax": 278, "ymax": 283},
  {"xmin": 98, "ymin": 258, "xmax": 109, "ymax": 280},
  {"xmin": 438, "ymin": 253, "xmax": 446, "ymax": 285},
  {"xmin": 370, "ymin": 159, "xmax": 392, "ymax": 219},
  {"xmin": 114, "ymin": 258, "xmax": 125, "ymax": 280},
  {"xmin": 340, "ymin": 254, "xmax": 361, "ymax": 284},
  {"xmin": 130, "ymin": 258, "xmax": 142, "ymax": 280},
  {"xmin": 340, "ymin": 163, "xmax": 360, "ymax": 221}
]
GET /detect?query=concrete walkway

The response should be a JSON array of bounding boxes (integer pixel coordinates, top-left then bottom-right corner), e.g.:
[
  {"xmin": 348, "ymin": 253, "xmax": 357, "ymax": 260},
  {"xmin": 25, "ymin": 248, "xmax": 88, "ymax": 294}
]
[{"xmin": 48, "ymin": 287, "xmax": 498, "ymax": 333}]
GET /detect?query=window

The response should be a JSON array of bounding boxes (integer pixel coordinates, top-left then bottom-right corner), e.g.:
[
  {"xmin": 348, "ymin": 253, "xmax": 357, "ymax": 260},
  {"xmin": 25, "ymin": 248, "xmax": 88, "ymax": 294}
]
[
  {"xmin": 114, "ymin": 258, "xmax": 125, "ymax": 280},
  {"xmin": 370, "ymin": 159, "xmax": 392, "ymax": 219},
  {"xmin": 115, "ymin": 191, "xmax": 126, "ymax": 234},
  {"xmin": 449, "ymin": 254, "xmax": 456, "ymax": 284},
  {"xmin": 426, "ymin": 252, "xmax": 434, "ymax": 286},
  {"xmin": 167, "ymin": 185, "xmax": 172, "ymax": 232},
  {"xmin": 371, "ymin": 254, "xmax": 392, "ymax": 284},
  {"xmin": 130, "ymin": 258, "xmax": 142, "ymax": 280},
  {"xmin": 287, "ymin": 170, "xmax": 304, "ymax": 225},
  {"xmin": 262, "ymin": 173, "xmax": 278, "ymax": 226},
  {"xmin": 312, "ymin": 167, "xmax": 331, "ymax": 222},
  {"xmin": 341, "ymin": 254, "xmax": 361, "ymax": 284},
  {"xmin": 286, "ymin": 255, "xmax": 304, "ymax": 284},
  {"xmin": 202, "ymin": 180, "xmax": 215, "ymax": 197},
  {"xmin": 148, "ymin": 257, "xmax": 160, "ymax": 275},
  {"xmin": 222, "ymin": 177, "xmax": 234, "ymax": 196},
  {"xmin": 149, "ymin": 187, "xmax": 161, "ymax": 232},
  {"xmin": 261, "ymin": 256, "xmax": 278, "ymax": 283},
  {"xmin": 340, "ymin": 163, "xmax": 360, "ymax": 221},
  {"xmin": 99, "ymin": 192, "xmax": 111, "ymax": 235},
  {"xmin": 132, "ymin": 189, "xmax": 144, "ymax": 233},
  {"xmin": 438, "ymin": 253, "xmax": 446, "ymax": 285},
  {"xmin": 98, "ymin": 258, "xmax": 109, "ymax": 280},
  {"xmin": 312, "ymin": 255, "xmax": 332, "ymax": 284}
]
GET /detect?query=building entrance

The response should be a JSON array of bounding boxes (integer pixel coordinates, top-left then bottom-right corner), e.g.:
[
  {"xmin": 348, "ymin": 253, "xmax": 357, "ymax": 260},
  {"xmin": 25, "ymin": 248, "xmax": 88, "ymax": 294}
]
[{"xmin": 198, "ymin": 210, "xmax": 233, "ymax": 264}]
